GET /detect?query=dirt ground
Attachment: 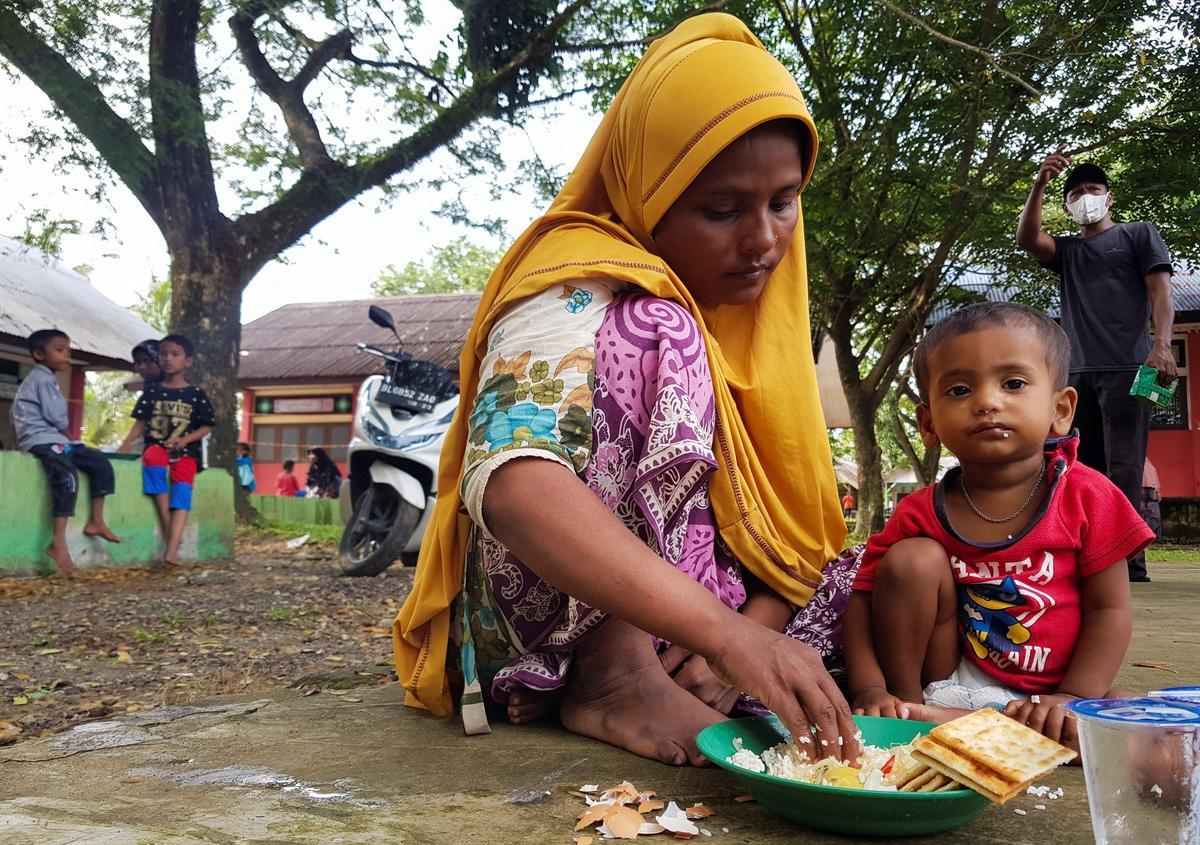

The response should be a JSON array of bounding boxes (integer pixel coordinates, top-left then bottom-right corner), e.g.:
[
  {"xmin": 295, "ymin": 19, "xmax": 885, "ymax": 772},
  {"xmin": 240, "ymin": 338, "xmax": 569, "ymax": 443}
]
[{"xmin": 0, "ymin": 530, "xmax": 413, "ymax": 746}]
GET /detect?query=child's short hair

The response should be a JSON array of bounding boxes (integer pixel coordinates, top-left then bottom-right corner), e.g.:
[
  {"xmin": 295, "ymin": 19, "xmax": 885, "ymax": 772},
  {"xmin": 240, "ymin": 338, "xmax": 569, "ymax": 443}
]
[
  {"xmin": 160, "ymin": 333, "xmax": 195, "ymax": 358},
  {"xmin": 283, "ymin": 459, "xmax": 295, "ymax": 471},
  {"xmin": 913, "ymin": 302, "xmax": 1071, "ymax": 401},
  {"xmin": 238, "ymin": 442, "xmax": 251, "ymax": 452},
  {"xmin": 28, "ymin": 329, "xmax": 69, "ymax": 356}
]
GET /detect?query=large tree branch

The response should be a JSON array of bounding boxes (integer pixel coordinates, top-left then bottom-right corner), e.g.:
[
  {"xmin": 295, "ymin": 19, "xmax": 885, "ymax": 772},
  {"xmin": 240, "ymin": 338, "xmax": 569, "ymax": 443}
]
[
  {"xmin": 230, "ymin": 0, "xmax": 592, "ymax": 278},
  {"xmin": 875, "ymin": 0, "xmax": 1044, "ymax": 97},
  {"xmin": 149, "ymin": 0, "xmax": 226, "ymax": 260},
  {"xmin": 230, "ymin": 4, "xmax": 340, "ymax": 172},
  {"xmin": 0, "ymin": 9, "xmax": 162, "ymax": 227}
]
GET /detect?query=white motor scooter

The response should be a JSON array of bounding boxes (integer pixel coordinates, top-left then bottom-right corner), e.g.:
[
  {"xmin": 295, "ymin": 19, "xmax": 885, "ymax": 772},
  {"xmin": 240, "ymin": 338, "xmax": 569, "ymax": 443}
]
[{"xmin": 339, "ymin": 305, "xmax": 458, "ymax": 576}]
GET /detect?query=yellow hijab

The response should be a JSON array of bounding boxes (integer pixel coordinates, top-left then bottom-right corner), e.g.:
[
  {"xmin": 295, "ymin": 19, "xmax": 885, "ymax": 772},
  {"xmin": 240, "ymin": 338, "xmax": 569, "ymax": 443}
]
[{"xmin": 395, "ymin": 13, "xmax": 846, "ymax": 716}]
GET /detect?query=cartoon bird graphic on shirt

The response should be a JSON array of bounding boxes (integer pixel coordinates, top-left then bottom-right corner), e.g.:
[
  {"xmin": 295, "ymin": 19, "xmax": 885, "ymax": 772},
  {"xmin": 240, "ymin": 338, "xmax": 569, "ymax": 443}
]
[{"xmin": 959, "ymin": 576, "xmax": 1031, "ymax": 659}]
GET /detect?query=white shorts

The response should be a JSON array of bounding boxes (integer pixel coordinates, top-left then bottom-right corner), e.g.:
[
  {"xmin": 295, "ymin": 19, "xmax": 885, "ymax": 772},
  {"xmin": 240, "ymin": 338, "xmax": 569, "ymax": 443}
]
[{"xmin": 923, "ymin": 658, "xmax": 1023, "ymax": 711}]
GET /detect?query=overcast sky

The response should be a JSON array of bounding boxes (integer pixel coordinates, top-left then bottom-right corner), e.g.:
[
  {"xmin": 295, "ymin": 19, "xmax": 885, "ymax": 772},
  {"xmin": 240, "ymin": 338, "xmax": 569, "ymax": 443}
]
[{"xmin": 0, "ymin": 13, "xmax": 598, "ymax": 324}]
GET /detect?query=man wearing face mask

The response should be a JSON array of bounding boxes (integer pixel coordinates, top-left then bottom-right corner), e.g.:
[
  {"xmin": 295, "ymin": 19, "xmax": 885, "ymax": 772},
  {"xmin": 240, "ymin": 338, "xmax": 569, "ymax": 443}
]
[{"xmin": 1017, "ymin": 148, "xmax": 1176, "ymax": 582}]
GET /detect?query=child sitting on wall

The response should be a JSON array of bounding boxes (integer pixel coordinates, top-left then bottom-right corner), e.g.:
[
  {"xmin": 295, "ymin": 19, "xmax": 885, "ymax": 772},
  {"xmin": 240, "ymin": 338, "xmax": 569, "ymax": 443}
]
[{"xmin": 12, "ymin": 329, "xmax": 121, "ymax": 574}]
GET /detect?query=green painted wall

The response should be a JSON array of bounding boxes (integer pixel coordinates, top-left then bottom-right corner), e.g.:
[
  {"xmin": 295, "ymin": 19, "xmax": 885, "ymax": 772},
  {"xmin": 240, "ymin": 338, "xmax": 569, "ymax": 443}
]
[
  {"xmin": 249, "ymin": 494, "xmax": 341, "ymax": 526},
  {"xmin": 0, "ymin": 451, "xmax": 234, "ymax": 575}
]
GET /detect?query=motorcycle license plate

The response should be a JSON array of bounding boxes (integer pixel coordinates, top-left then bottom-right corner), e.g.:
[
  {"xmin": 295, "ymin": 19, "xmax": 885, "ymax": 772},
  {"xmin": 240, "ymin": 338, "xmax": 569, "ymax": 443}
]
[{"xmin": 377, "ymin": 380, "xmax": 438, "ymax": 414}]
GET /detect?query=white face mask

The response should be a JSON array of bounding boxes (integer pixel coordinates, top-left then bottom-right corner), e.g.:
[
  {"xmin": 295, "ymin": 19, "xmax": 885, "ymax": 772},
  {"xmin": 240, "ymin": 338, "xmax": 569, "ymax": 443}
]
[{"xmin": 1066, "ymin": 191, "xmax": 1110, "ymax": 225}]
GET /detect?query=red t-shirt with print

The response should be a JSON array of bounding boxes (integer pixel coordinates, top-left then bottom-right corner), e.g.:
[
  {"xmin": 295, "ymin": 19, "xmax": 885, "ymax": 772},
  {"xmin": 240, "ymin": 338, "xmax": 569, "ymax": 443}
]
[{"xmin": 854, "ymin": 436, "xmax": 1153, "ymax": 694}]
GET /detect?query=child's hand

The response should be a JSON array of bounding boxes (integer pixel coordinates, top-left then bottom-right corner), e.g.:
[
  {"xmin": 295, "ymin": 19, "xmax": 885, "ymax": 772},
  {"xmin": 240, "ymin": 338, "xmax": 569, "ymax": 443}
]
[
  {"xmin": 852, "ymin": 686, "xmax": 910, "ymax": 718},
  {"xmin": 163, "ymin": 436, "xmax": 185, "ymax": 451},
  {"xmin": 1004, "ymin": 693, "xmax": 1079, "ymax": 746}
]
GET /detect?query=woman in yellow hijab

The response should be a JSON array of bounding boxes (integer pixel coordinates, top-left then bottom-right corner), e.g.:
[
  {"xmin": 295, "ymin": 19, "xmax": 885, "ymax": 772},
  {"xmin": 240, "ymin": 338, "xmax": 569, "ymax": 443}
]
[{"xmin": 396, "ymin": 12, "xmax": 856, "ymax": 765}]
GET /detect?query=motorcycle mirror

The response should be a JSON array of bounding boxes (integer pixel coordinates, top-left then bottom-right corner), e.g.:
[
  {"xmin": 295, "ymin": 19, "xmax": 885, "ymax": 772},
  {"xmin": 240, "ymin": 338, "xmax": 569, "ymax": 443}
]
[{"xmin": 368, "ymin": 305, "xmax": 396, "ymax": 331}]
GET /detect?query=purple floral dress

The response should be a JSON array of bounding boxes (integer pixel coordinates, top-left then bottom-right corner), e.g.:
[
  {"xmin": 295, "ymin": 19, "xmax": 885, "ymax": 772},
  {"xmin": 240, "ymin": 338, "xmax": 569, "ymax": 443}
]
[{"xmin": 453, "ymin": 291, "xmax": 857, "ymax": 726}]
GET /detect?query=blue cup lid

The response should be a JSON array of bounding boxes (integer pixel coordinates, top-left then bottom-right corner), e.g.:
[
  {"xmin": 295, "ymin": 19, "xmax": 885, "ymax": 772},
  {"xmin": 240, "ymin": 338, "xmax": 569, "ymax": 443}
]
[
  {"xmin": 1149, "ymin": 686, "xmax": 1200, "ymax": 702},
  {"xmin": 1067, "ymin": 697, "xmax": 1200, "ymax": 725}
]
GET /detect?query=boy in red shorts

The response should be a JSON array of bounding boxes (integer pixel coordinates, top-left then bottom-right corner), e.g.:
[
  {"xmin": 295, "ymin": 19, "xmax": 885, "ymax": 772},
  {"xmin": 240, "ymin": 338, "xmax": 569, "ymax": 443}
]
[
  {"xmin": 119, "ymin": 334, "xmax": 214, "ymax": 566},
  {"xmin": 845, "ymin": 302, "xmax": 1153, "ymax": 750}
]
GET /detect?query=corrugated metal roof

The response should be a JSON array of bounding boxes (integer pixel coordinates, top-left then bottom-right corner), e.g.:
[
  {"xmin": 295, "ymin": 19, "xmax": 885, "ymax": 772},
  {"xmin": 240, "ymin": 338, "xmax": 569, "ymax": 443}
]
[
  {"xmin": 0, "ymin": 235, "xmax": 158, "ymax": 365},
  {"xmin": 930, "ymin": 269, "xmax": 1200, "ymax": 324},
  {"xmin": 237, "ymin": 292, "xmax": 481, "ymax": 383}
]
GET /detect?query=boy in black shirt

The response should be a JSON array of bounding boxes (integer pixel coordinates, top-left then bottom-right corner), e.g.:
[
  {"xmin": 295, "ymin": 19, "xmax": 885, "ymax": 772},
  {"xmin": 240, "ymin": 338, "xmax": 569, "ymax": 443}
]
[{"xmin": 119, "ymin": 334, "xmax": 215, "ymax": 566}]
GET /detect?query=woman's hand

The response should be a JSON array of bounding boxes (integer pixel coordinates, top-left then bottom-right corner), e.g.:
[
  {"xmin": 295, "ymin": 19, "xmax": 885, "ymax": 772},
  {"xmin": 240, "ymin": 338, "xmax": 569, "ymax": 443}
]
[
  {"xmin": 1004, "ymin": 694, "xmax": 1079, "ymax": 746},
  {"xmin": 851, "ymin": 686, "xmax": 910, "ymax": 719},
  {"xmin": 660, "ymin": 645, "xmax": 740, "ymax": 714},
  {"xmin": 708, "ymin": 617, "xmax": 861, "ymax": 762}
]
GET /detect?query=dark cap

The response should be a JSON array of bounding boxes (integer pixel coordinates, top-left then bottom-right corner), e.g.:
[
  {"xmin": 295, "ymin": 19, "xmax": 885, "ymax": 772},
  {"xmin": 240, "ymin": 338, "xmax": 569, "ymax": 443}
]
[{"xmin": 1063, "ymin": 162, "xmax": 1108, "ymax": 200}]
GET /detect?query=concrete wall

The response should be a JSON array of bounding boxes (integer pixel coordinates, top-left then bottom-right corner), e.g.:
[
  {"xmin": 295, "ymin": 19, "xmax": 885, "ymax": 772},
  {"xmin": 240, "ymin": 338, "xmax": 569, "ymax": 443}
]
[
  {"xmin": 0, "ymin": 450, "xmax": 234, "ymax": 575},
  {"xmin": 249, "ymin": 493, "xmax": 341, "ymax": 526}
]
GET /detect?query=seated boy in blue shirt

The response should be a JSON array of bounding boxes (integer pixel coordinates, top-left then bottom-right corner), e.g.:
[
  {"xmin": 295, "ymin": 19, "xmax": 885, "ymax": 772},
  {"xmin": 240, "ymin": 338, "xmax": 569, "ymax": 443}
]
[{"xmin": 11, "ymin": 329, "xmax": 121, "ymax": 575}]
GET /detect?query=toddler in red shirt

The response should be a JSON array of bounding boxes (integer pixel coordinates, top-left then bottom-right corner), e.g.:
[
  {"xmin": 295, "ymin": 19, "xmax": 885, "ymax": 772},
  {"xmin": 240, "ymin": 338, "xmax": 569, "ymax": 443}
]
[{"xmin": 844, "ymin": 302, "xmax": 1153, "ymax": 750}]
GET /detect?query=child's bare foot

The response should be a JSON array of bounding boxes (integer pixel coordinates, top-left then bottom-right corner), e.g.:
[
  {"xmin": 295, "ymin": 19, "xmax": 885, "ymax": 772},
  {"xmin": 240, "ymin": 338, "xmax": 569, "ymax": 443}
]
[
  {"xmin": 507, "ymin": 687, "xmax": 560, "ymax": 725},
  {"xmin": 559, "ymin": 619, "xmax": 724, "ymax": 766},
  {"xmin": 45, "ymin": 543, "xmax": 77, "ymax": 576},
  {"xmin": 83, "ymin": 521, "xmax": 121, "ymax": 543},
  {"xmin": 163, "ymin": 552, "xmax": 180, "ymax": 567}
]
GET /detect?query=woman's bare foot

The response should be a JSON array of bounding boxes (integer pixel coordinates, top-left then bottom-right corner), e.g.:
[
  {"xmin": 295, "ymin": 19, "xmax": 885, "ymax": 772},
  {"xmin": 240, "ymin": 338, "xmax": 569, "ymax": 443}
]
[
  {"xmin": 45, "ymin": 543, "xmax": 76, "ymax": 576},
  {"xmin": 507, "ymin": 687, "xmax": 560, "ymax": 725},
  {"xmin": 163, "ymin": 551, "xmax": 180, "ymax": 567},
  {"xmin": 560, "ymin": 618, "xmax": 725, "ymax": 766},
  {"xmin": 83, "ymin": 521, "xmax": 121, "ymax": 543}
]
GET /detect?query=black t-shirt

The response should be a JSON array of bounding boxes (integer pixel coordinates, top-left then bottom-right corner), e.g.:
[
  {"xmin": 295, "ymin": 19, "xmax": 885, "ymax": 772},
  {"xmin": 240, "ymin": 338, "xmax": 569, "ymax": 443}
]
[
  {"xmin": 132, "ymin": 383, "xmax": 216, "ymax": 463},
  {"xmin": 1040, "ymin": 222, "xmax": 1172, "ymax": 372}
]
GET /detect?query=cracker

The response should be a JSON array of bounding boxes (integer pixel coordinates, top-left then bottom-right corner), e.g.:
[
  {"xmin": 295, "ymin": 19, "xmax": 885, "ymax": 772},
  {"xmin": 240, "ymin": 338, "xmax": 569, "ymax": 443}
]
[{"xmin": 929, "ymin": 708, "xmax": 1076, "ymax": 782}]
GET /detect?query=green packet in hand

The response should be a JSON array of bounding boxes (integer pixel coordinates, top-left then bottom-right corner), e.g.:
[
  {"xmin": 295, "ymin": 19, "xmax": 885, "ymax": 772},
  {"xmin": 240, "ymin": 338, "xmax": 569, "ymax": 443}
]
[{"xmin": 1129, "ymin": 364, "xmax": 1178, "ymax": 408}]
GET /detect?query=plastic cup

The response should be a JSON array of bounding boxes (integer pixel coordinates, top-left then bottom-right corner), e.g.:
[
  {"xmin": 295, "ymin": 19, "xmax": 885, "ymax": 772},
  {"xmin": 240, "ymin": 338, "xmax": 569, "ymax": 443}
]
[
  {"xmin": 1150, "ymin": 687, "xmax": 1200, "ymax": 705},
  {"xmin": 1067, "ymin": 698, "xmax": 1200, "ymax": 845}
]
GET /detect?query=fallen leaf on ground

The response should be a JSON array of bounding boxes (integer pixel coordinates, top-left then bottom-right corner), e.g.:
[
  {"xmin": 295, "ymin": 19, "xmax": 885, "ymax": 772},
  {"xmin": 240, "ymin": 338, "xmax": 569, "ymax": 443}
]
[{"xmin": 37, "ymin": 648, "xmax": 64, "ymax": 655}]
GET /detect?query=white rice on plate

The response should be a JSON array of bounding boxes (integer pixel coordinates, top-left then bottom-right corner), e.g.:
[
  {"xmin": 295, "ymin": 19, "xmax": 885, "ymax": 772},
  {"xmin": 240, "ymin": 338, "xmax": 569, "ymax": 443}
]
[{"xmin": 727, "ymin": 737, "xmax": 917, "ymax": 791}]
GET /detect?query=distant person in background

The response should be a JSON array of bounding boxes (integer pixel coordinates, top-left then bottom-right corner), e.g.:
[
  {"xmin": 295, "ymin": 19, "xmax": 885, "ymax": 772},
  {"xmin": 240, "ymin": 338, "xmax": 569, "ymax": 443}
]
[
  {"xmin": 130, "ymin": 340, "xmax": 163, "ymax": 389},
  {"xmin": 1017, "ymin": 153, "xmax": 1175, "ymax": 582},
  {"xmin": 276, "ymin": 459, "xmax": 302, "ymax": 497},
  {"xmin": 306, "ymin": 448, "xmax": 341, "ymax": 499},
  {"xmin": 841, "ymin": 490, "xmax": 856, "ymax": 519},
  {"xmin": 1141, "ymin": 459, "xmax": 1162, "ymax": 544},
  {"xmin": 122, "ymin": 340, "xmax": 164, "ymax": 453},
  {"xmin": 236, "ymin": 442, "xmax": 256, "ymax": 494}
]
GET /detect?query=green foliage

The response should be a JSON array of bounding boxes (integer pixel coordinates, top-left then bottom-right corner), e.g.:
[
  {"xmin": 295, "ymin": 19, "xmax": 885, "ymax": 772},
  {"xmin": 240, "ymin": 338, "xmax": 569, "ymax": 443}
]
[
  {"xmin": 82, "ymin": 371, "xmax": 135, "ymax": 447},
  {"xmin": 15, "ymin": 209, "xmax": 81, "ymax": 258},
  {"xmin": 131, "ymin": 274, "xmax": 172, "ymax": 333},
  {"xmin": 371, "ymin": 236, "xmax": 503, "ymax": 296}
]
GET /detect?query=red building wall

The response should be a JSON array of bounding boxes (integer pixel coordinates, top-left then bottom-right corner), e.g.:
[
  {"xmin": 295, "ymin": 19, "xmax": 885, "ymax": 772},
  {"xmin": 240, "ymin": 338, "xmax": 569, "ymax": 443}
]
[
  {"xmin": 239, "ymin": 386, "xmax": 354, "ymax": 495},
  {"xmin": 1146, "ymin": 332, "xmax": 1200, "ymax": 498}
]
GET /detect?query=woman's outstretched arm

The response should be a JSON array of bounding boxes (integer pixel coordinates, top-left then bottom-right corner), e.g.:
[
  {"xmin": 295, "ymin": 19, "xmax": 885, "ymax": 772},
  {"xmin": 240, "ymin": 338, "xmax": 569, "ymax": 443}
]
[{"xmin": 483, "ymin": 456, "xmax": 861, "ymax": 760}]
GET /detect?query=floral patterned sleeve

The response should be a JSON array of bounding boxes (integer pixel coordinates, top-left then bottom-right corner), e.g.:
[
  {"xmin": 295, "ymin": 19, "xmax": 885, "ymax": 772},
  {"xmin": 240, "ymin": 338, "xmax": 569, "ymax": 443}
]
[{"xmin": 461, "ymin": 279, "xmax": 620, "ymax": 535}]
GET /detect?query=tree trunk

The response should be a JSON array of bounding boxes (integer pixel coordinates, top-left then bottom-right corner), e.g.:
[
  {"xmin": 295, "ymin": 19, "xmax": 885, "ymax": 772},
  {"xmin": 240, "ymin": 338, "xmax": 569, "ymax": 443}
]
[
  {"xmin": 848, "ymin": 390, "xmax": 885, "ymax": 536},
  {"xmin": 169, "ymin": 259, "xmax": 256, "ymax": 522}
]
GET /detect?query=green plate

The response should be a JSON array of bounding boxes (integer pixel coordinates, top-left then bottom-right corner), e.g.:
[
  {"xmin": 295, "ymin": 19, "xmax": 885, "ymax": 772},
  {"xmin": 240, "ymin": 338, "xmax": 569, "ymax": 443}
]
[{"xmin": 696, "ymin": 715, "xmax": 990, "ymax": 837}]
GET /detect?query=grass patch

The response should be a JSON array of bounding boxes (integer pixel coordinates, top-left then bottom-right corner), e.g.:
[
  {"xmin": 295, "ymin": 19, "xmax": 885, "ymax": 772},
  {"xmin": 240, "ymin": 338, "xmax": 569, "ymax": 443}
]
[
  {"xmin": 264, "ymin": 606, "xmax": 305, "ymax": 623},
  {"xmin": 133, "ymin": 628, "xmax": 169, "ymax": 644},
  {"xmin": 159, "ymin": 611, "xmax": 186, "ymax": 627},
  {"xmin": 244, "ymin": 518, "xmax": 342, "ymax": 549},
  {"xmin": 1147, "ymin": 547, "xmax": 1200, "ymax": 562}
]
